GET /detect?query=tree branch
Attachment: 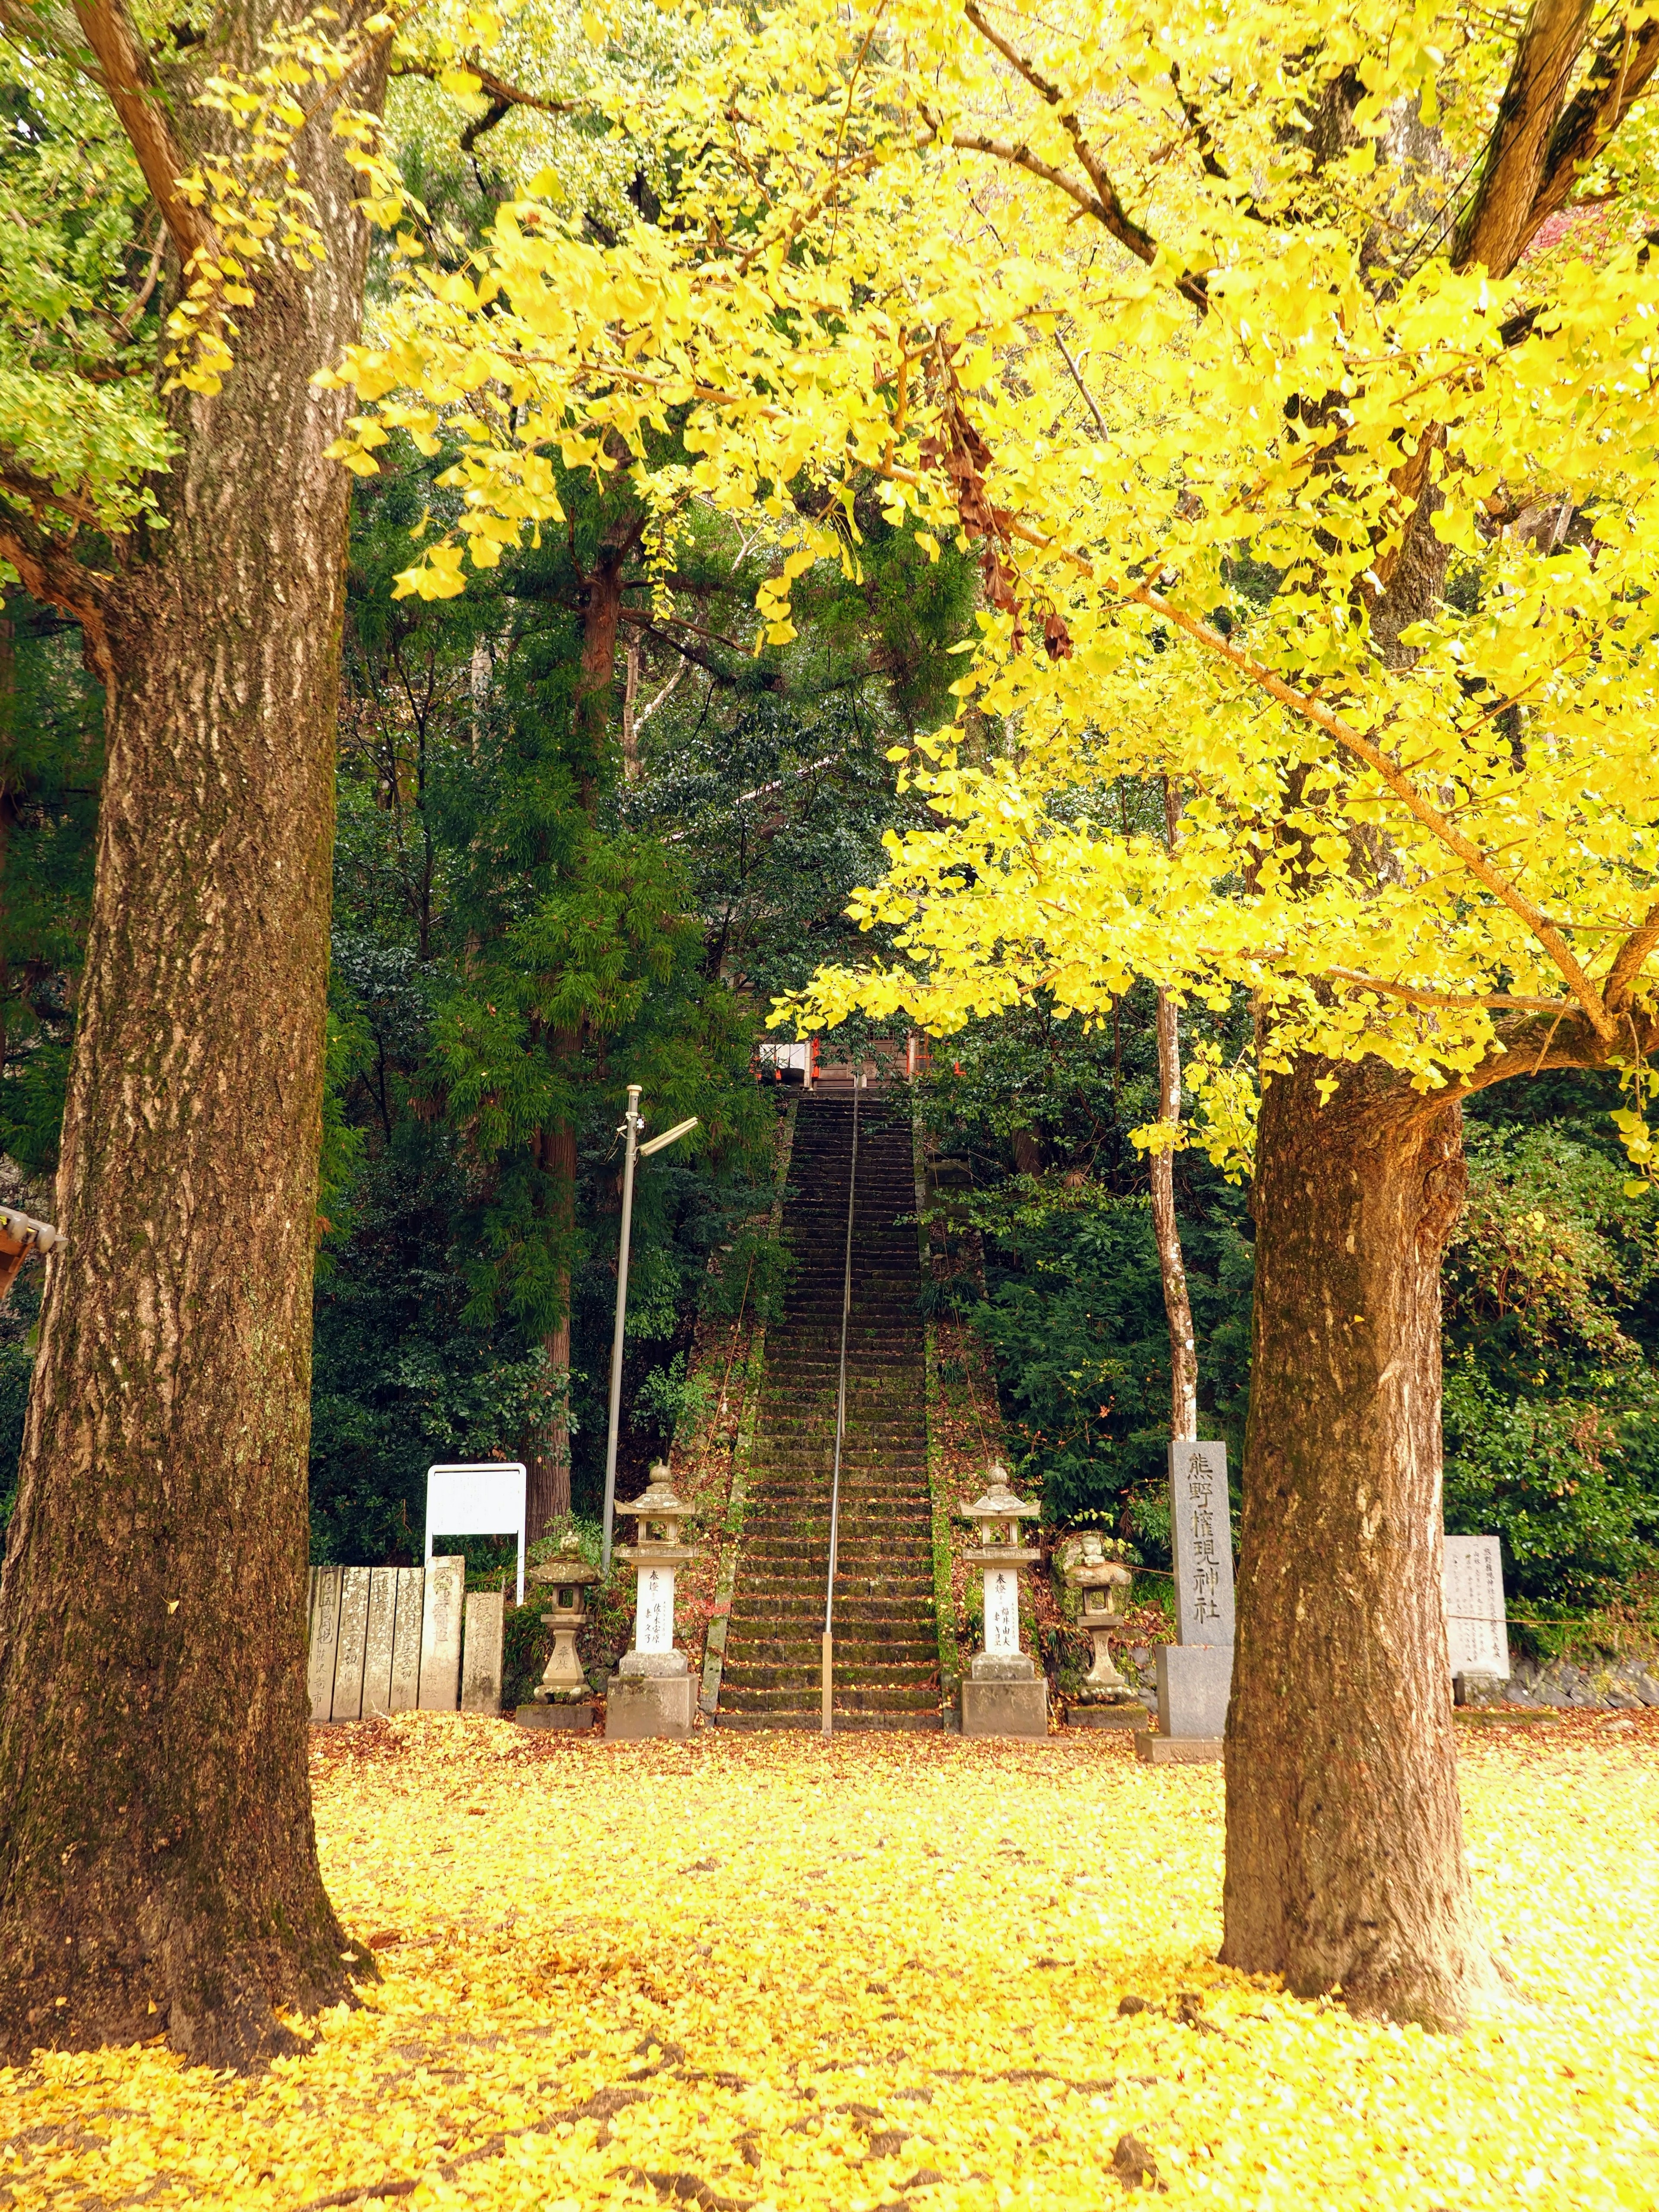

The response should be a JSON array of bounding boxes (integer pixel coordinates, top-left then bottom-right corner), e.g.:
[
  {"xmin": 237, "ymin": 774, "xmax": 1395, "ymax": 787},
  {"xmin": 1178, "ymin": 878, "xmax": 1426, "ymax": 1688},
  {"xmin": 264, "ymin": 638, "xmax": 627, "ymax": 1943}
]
[
  {"xmin": 957, "ymin": 2, "xmax": 1209, "ymax": 312},
  {"xmin": 0, "ymin": 520, "xmax": 113, "ymax": 683},
  {"xmin": 392, "ymin": 57, "xmax": 581, "ymax": 127},
  {"xmin": 71, "ymin": 0, "xmax": 216, "ymax": 270},
  {"xmin": 1603, "ymin": 899, "xmax": 1659, "ymax": 1011},
  {"xmin": 1451, "ymin": 0, "xmax": 1595, "ymax": 276},
  {"xmin": 1524, "ymin": 12, "xmax": 1659, "ymax": 252},
  {"xmin": 1325, "ymin": 966, "xmax": 1570, "ymax": 1014}
]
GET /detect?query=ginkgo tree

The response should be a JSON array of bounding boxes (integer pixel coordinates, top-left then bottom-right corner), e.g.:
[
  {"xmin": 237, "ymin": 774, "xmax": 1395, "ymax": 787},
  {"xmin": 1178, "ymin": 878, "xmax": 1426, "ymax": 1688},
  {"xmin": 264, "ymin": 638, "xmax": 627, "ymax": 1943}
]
[
  {"xmin": 0, "ymin": 0, "xmax": 680, "ymax": 2069},
  {"xmin": 327, "ymin": 0, "xmax": 1659, "ymax": 2025}
]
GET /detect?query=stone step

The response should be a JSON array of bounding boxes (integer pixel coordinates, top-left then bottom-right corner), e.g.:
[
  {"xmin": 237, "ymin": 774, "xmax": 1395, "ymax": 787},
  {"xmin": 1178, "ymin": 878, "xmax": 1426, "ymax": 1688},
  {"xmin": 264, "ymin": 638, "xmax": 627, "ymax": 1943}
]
[
  {"xmin": 720, "ymin": 1681, "xmax": 941, "ymax": 1713},
  {"xmin": 717, "ymin": 1709, "xmax": 943, "ymax": 1734}
]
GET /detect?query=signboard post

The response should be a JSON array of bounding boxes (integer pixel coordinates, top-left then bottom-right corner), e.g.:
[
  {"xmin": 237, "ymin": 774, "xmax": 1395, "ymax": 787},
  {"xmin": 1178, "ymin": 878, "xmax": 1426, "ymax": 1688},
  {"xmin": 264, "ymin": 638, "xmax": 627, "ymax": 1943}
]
[{"xmin": 424, "ymin": 1461, "xmax": 528, "ymax": 1606}]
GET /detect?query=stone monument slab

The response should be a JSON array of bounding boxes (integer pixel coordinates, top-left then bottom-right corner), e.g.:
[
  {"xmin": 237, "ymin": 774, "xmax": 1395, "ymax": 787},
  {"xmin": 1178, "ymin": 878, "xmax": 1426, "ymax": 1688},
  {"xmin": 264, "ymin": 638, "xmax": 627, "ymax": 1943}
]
[
  {"xmin": 307, "ymin": 1567, "xmax": 343, "ymax": 1723},
  {"xmin": 461, "ymin": 1590, "xmax": 505, "ymax": 1713},
  {"xmin": 388, "ymin": 1567, "xmax": 424, "ymax": 1712},
  {"xmin": 361, "ymin": 1567, "xmax": 399, "ymax": 1717},
  {"xmin": 331, "ymin": 1567, "xmax": 373, "ymax": 1721},
  {"xmin": 516, "ymin": 1699, "xmax": 594, "ymax": 1731},
  {"xmin": 419, "ymin": 1555, "xmax": 465, "ymax": 1711},
  {"xmin": 1169, "ymin": 1441, "xmax": 1234, "ymax": 1646},
  {"xmin": 1443, "ymin": 1534, "xmax": 1510, "ymax": 1683}
]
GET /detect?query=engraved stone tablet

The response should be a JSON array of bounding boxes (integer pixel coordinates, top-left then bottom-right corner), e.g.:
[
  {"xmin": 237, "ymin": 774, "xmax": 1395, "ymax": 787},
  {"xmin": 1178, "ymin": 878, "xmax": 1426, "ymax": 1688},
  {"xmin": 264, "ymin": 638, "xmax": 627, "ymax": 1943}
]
[
  {"xmin": 1443, "ymin": 1534, "xmax": 1510, "ymax": 1680},
  {"xmin": 361, "ymin": 1567, "xmax": 399, "ymax": 1717},
  {"xmin": 634, "ymin": 1565, "xmax": 675, "ymax": 1656},
  {"xmin": 1168, "ymin": 1441, "xmax": 1235, "ymax": 1647},
  {"xmin": 388, "ymin": 1567, "xmax": 424, "ymax": 1713},
  {"xmin": 419, "ymin": 1555, "xmax": 465, "ymax": 1710},
  {"xmin": 307, "ymin": 1566, "xmax": 343, "ymax": 1723},
  {"xmin": 461, "ymin": 1590, "xmax": 505, "ymax": 1712},
  {"xmin": 983, "ymin": 1565, "xmax": 1021, "ymax": 1654},
  {"xmin": 331, "ymin": 1567, "xmax": 372, "ymax": 1721}
]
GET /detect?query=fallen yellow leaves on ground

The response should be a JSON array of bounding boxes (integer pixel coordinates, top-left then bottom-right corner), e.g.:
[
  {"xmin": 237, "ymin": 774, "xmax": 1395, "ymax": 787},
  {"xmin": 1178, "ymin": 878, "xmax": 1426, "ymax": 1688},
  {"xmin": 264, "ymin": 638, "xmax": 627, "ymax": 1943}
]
[{"xmin": 3, "ymin": 1717, "xmax": 1657, "ymax": 2211}]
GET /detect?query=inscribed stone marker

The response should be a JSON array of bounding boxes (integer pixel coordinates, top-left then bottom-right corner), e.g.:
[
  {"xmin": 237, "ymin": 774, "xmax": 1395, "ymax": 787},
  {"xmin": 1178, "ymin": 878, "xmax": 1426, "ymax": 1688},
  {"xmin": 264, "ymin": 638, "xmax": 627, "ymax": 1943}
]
[
  {"xmin": 307, "ymin": 1566, "xmax": 343, "ymax": 1723},
  {"xmin": 461, "ymin": 1590, "xmax": 505, "ymax": 1713},
  {"xmin": 331, "ymin": 1567, "xmax": 373, "ymax": 1721},
  {"xmin": 1443, "ymin": 1535, "xmax": 1510, "ymax": 1681},
  {"xmin": 388, "ymin": 1567, "xmax": 424, "ymax": 1712},
  {"xmin": 419, "ymin": 1555, "xmax": 465, "ymax": 1711},
  {"xmin": 361, "ymin": 1567, "xmax": 399, "ymax": 1717},
  {"xmin": 1168, "ymin": 1440, "xmax": 1234, "ymax": 1647}
]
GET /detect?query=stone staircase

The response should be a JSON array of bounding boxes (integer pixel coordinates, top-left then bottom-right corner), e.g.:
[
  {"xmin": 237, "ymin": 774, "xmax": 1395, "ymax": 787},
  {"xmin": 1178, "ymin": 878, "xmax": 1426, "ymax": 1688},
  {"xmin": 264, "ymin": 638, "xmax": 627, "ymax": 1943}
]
[{"xmin": 718, "ymin": 1094, "xmax": 941, "ymax": 1731}]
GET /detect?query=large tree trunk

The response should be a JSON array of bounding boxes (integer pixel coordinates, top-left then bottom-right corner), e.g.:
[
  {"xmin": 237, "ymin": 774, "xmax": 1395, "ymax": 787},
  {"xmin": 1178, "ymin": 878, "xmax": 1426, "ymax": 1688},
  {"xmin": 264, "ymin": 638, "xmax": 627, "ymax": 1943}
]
[
  {"xmin": 0, "ymin": 28, "xmax": 384, "ymax": 2068},
  {"xmin": 1221, "ymin": 1053, "xmax": 1504, "ymax": 2026},
  {"xmin": 1150, "ymin": 987, "xmax": 1197, "ymax": 1443}
]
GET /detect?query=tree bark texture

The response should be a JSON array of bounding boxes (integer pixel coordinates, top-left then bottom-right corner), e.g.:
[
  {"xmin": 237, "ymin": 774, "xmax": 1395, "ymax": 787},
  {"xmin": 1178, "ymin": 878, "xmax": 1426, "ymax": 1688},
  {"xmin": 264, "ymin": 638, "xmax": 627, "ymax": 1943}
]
[
  {"xmin": 1221, "ymin": 1055, "xmax": 1504, "ymax": 2026},
  {"xmin": 1150, "ymin": 988, "xmax": 1198, "ymax": 1444},
  {"xmin": 0, "ymin": 17, "xmax": 385, "ymax": 2069}
]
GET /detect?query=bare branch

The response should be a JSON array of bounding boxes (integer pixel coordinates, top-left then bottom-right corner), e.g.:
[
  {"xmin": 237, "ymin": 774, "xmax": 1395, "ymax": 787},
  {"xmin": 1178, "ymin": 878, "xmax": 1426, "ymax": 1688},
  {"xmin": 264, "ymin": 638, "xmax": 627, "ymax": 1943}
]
[
  {"xmin": 393, "ymin": 56, "xmax": 582, "ymax": 127},
  {"xmin": 957, "ymin": 3, "xmax": 1209, "ymax": 312}
]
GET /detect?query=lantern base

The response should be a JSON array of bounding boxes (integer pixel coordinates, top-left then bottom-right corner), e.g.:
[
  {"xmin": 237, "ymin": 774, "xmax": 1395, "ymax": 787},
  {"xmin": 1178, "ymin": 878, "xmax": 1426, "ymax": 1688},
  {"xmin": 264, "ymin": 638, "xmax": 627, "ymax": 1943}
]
[
  {"xmin": 960, "ymin": 1676, "xmax": 1049, "ymax": 1738},
  {"xmin": 515, "ymin": 1700, "xmax": 594, "ymax": 1732},
  {"xmin": 605, "ymin": 1670, "xmax": 696, "ymax": 1740},
  {"xmin": 1065, "ymin": 1702, "xmax": 1146, "ymax": 1730}
]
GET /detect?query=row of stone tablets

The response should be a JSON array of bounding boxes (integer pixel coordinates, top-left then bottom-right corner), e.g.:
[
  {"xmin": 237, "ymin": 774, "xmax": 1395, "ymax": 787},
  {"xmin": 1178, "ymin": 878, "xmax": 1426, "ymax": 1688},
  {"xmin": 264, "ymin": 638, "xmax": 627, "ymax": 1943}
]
[{"xmin": 307, "ymin": 1560, "xmax": 505, "ymax": 1720}]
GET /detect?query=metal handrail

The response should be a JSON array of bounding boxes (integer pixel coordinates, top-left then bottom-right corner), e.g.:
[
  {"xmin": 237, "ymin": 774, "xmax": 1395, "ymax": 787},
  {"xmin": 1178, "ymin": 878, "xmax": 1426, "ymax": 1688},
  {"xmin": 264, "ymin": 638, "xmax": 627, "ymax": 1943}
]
[{"xmin": 821, "ymin": 1074, "xmax": 861, "ymax": 1735}]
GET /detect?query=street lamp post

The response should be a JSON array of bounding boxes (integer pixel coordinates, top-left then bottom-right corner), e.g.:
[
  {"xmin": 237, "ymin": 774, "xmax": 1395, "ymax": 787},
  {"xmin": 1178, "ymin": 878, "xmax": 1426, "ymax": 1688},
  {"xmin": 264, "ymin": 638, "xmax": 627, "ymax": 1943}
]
[{"xmin": 600, "ymin": 1088, "xmax": 700, "ymax": 1572}]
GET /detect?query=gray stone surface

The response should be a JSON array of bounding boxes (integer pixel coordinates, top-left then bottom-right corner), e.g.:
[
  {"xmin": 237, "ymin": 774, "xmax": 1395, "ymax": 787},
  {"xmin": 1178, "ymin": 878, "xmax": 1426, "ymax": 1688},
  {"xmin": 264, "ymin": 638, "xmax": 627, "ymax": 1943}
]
[
  {"xmin": 419, "ymin": 1555, "xmax": 465, "ymax": 1711},
  {"xmin": 1135, "ymin": 1733, "xmax": 1223, "ymax": 1765},
  {"xmin": 618, "ymin": 1649, "xmax": 691, "ymax": 1678},
  {"xmin": 388, "ymin": 1567, "xmax": 424, "ymax": 1713},
  {"xmin": 606, "ymin": 1671, "xmax": 696, "ymax": 1739},
  {"xmin": 1065, "ymin": 1703, "xmax": 1144, "ymax": 1730},
  {"xmin": 1157, "ymin": 1643, "xmax": 1232, "ymax": 1739},
  {"xmin": 960, "ymin": 1676, "xmax": 1048, "ymax": 1738},
  {"xmin": 361, "ymin": 1567, "xmax": 399, "ymax": 1717},
  {"xmin": 1444, "ymin": 1535, "xmax": 1510, "ymax": 1680},
  {"xmin": 1169, "ymin": 1442, "xmax": 1234, "ymax": 1646},
  {"xmin": 969, "ymin": 1651, "xmax": 1038, "ymax": 1682},
  {"xmin": 516, "ymin": 1700, "xmax": 594, "ymax": 1731},
  {"xmin": 307, "ymin": 1567, "xmax": 343, "ymax": 1723},
  {"xmin": 331, "ymin": 1567, "xmax": 373, "ymax": 1722},
  {"xmin": 1461, "ymin": 1653, "xmax": 1659, "ymax": 1710},
  {"xmin": 461, "ymin": 1589, "xmax": 505, "ymax": 1713}
]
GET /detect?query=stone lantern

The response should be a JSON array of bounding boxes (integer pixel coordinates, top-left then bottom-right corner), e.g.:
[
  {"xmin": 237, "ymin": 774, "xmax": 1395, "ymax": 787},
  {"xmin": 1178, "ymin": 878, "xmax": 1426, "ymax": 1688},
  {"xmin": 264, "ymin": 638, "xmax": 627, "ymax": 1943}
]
[
  {"xmin": 607, "ymin": 1462, "xmax": 697, "ymax": 1739},
  {"xmin": 958, "ymin": 1463, "xmax": 1046, "ymax": 1738},
  {"xmin": 1057, "ymin": 1531, "xmax": 1144, "ymax": 1729},
  {"xmin": 515, "ymin": 1533, "xmax": 601, "ymax": 1732}
]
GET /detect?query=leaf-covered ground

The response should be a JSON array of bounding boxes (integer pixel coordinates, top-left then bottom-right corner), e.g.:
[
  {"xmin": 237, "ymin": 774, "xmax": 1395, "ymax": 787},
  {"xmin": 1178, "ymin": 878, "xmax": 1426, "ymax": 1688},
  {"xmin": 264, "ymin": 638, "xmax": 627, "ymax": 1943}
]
[{"xmin": 4, "ymin": 1715, "xmax": 1658, "ymax": 2210}]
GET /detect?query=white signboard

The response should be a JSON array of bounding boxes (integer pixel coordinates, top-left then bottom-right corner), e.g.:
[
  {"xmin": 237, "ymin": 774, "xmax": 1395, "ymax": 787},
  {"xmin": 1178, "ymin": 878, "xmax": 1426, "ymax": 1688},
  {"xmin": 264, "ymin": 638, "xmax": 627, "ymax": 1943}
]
[
  {"xmin": 635, "ymin": 1565, "xmax": 676, "ymax": 1654},
  {"xmin": 984, "ymin": 1566, "xmax": 1020, "ymax": 1654},
  {"xmin": 1169, "ymin": 1441, "xmax": 1235, "ymax": 1646},
  {"xmin": 1443, "ymin": 1534, "xmax": 1510, "ymax": 1680},
  {"xmin": 425, "ymin": 1462, "xmax": 527, "ymax": 1605}
]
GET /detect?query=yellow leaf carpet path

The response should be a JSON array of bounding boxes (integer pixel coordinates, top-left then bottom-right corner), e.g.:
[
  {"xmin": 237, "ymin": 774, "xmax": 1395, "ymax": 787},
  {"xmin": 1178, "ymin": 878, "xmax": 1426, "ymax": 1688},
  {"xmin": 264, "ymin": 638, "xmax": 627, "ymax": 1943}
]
[{"xmin": 3, "ymin": 1716, "xmax": 1656, "ymax": 2211}]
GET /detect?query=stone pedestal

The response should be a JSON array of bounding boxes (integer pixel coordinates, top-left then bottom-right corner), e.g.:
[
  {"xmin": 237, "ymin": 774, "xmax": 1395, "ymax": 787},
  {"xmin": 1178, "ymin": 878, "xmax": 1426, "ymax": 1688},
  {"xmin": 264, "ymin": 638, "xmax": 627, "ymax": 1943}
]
[
  {"xmin": 1135, "ymin": 1732, "xmax": 1223, "ymax": 1765},
  {"xmin": 1157, "ymin": 1643, "xmax": 1231, "ymax": 1738},
  {"xmin": 961, "ymin": 1669, "xmax": 1049, "ymax": 1739},
  {"xmin": 606, "ymin": 1666, "xmax": 696, "ymax": 1740},
  {"xmin": 1067, "ymin": 1702, "xmax": 1144, "ymax": 1730},
  {"xmin": 515, "ymin": 1699, "xmax": 594, "ymax": 1731}
]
